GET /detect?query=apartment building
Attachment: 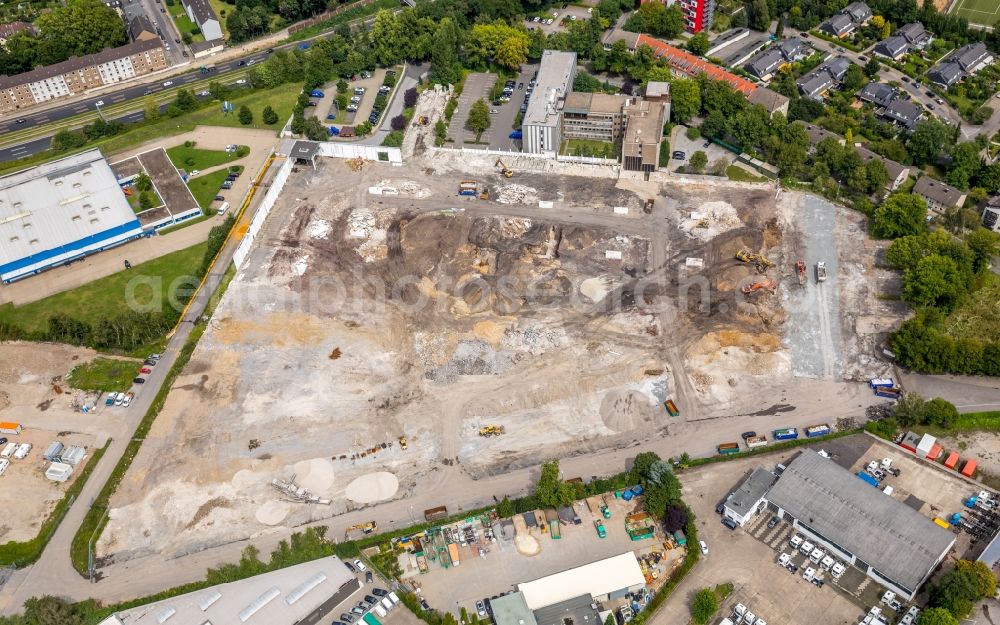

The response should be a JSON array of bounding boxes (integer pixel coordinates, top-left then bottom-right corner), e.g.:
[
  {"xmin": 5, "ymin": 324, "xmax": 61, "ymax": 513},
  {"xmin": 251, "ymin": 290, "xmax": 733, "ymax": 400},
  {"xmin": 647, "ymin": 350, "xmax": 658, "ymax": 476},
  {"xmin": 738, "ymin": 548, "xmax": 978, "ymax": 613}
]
[
  {"xmin": 561, "ymin": 92, "xmax": 630, "ymax": 142},
  {"xmin": 0, "ymin": 38, "xmax": 167, "ymax": 114},
  {"xmin": 523, "ymin": 50, "xmax": 577, "ymax": 155}
]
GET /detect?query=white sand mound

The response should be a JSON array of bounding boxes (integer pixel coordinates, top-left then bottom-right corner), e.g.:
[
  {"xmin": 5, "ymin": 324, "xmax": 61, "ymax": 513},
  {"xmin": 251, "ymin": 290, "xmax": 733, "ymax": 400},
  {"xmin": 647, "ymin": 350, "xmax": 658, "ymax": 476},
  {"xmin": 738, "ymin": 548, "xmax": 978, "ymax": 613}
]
[
  {"xmin": 255, "ymin": 500, "xmax": 290, "ymax": 525},
  {"xmin": 292, "ymin": 458, "xmax": 336, "ymax": 494},
  {"xmin": 514, "ymin": 534, "xmax": 540, "ymax": 556},
  {"xmin": 580, "ymin": 277, "xmax": 612, "ymax": 303},
  {"xmin": 344, "ymin": 472, "xmax": 399, "ymax": 503}
]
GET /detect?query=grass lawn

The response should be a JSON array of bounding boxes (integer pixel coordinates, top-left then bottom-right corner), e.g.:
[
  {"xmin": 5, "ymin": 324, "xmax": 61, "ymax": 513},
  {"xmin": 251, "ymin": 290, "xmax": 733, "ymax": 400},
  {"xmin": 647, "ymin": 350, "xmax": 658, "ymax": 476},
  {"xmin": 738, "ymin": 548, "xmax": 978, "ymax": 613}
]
[
  {"xmin": 952, "ymin": 0, "xmax": 1000, "ymax": 25},
  {"xmin": 944, "ymin": 273, "xmax": 1000, "ymax": 343},
  {"xmin": 561, "ymin": 138, "xmax": 617, "ymax": 158},
  {"xmin": 168, "ymin": 3, "xmax": 205, "ymax": 42},
  {"xmin": 207, "ymin": 0, "xmax": 233, "ymax": 37},
  {"xmin": 0, "ymin": 243, "xmax": 208, "ymax": 334},
  {"xmin": 166, "ymin": 145, "xmax": 240, "ymax": 170},
  {"xmin": 125, "ymin": 189, "xmax": 164, "ymax": 214},
  {"xmin": 67, "ymin": 357, "xmax": 142, "ymax": 392},
  {"xmin": 188, "ymin": 169, "xmax": 230, "ymax": 209},
  {"xmin": 726, "ymin": 165, "xmax": 768, "ymax": 183}
]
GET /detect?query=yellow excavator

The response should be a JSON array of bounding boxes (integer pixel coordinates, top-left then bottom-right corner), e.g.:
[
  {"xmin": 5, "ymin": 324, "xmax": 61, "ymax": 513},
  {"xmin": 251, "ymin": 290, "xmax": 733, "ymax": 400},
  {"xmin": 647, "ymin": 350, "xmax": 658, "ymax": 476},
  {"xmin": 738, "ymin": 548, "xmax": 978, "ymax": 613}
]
[
  {"xmin": 495, "ymin": 158, "xmax": 514, "ymax": 178},
  {"xmin": 735, "ymin": 248, "xmax": 774, "ymax": 274},
  {"xmin": 345, "ymin": 521, "xmax": 378, "ymax": 538},
  {"xmin": 479, "ymin": 425, "xmax": 506, "ymax": 437}
]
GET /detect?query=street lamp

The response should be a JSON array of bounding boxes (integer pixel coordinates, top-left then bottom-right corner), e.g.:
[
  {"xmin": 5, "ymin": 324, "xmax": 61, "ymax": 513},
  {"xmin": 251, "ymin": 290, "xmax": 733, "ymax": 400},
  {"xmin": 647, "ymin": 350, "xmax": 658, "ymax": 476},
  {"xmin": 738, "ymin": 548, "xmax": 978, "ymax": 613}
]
[{"xmin": 95, "ymin": 100, "xmax": 106, "ymax": 121}]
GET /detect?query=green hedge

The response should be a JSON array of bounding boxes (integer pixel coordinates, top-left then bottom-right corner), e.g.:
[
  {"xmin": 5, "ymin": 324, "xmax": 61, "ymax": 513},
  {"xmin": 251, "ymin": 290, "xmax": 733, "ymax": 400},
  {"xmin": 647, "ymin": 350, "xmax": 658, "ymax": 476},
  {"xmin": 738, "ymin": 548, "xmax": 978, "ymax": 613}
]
[
  {"xmin": 682, "ymin": 428, "xmax": 862, "ymax": 469},
  {"xmin": 0, "ymin": 441, "xmax": 110, "ymax": 566}
]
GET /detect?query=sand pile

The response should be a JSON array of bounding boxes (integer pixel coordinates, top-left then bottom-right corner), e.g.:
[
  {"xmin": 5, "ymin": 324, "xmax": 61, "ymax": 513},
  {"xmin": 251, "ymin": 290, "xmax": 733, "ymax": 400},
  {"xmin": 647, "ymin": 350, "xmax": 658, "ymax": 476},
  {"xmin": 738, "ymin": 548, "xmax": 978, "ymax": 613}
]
[
  {"xmin": 292, "ymin": 458, "xmax": 336, "ymax": 495},
  {"xmin": 515, "ymin": 534, "xmax": 541, "ymax": 555},
  {"xmin": 345, "ymin": 472, "xmax": 399, "ymax": 503},
  {"xmin": 681, "ymin": 201, "xmax": 742, "ymax": 241},
  {"xmin": 580, "ymin": 277, "xmax": 613, "ymax": 303},
  {"xmin": 256, "ymin": 500, "xmax": 290, "ymax": 525}
]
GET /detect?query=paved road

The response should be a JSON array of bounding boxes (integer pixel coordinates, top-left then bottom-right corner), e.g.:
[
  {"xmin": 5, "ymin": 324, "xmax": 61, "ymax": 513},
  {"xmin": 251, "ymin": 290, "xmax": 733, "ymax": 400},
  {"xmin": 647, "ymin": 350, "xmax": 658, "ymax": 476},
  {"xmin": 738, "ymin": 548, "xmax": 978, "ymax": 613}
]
[{"xmin": 0, "ymin": 158, "xmax": 277, "ymax": 616}]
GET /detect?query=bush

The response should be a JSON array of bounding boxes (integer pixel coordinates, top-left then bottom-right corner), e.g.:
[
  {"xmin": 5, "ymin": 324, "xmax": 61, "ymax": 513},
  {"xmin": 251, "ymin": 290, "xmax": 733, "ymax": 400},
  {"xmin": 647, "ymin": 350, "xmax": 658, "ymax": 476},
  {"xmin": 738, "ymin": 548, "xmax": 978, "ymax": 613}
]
[
  {"xmin": 404, "ymin": 87, "xmax": 417, "ymax": 108},
  {"xmin": 445, "ymin": 98, "xmax": 458, "ymax": 121},
  {"xmin": 382, "ymin": 130, "xmax": 404, "ymax": 147},
  {"xmin": 691, "ymin": 588, "xmax": 718, "ymax": 625},
  {"xmin": 390, "ymin": 114, "xmax": 406, "ymax": 131},
  {"xmin": 238, "ymin": 105, "xmax": 253, "ymax": 125},
  {"xmin": 686, "ymin": 126, "xmax": 700, "ymax": 140},
  {"xmin": 262, "ymin": 105, "xmax": 279, "ymax": 125}
]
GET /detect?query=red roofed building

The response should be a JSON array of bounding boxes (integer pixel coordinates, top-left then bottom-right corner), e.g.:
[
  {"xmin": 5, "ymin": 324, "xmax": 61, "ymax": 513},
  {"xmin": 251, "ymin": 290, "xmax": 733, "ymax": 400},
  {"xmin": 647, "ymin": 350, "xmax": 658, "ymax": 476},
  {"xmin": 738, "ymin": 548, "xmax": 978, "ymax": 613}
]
[{"xmin": 636, "ymin": 34, "xmax": 759, "ymax": 96}]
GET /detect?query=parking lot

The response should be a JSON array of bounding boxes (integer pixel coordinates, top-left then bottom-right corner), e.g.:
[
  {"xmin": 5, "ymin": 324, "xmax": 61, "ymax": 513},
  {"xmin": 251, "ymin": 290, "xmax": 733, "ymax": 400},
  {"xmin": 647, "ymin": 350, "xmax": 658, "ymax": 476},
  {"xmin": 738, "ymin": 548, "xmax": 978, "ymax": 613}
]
[
  {"xmin": 658, "ymin": 450, "xmax": 864, "ymax": 625},
  {"xmin": 523, "ymin": 5, "xmax": 594, "ymax": 35},
  {"xmin": 448, "ymin": 72, "xmax": 496, "ymax": 145},
  {"xmin": 667, "ymin": 125, "xmax": 738, "ymax": 173},
  {"xmin": 336, "ymin": 69, "xmax": 391, "ymax": 128},
  {"xmin": 488, "ymin": 65, "xmax": 537, "ymax": 151},
  {"xmin": 413, "ymin": 496, "xmax": 670, "ymax": 618}
]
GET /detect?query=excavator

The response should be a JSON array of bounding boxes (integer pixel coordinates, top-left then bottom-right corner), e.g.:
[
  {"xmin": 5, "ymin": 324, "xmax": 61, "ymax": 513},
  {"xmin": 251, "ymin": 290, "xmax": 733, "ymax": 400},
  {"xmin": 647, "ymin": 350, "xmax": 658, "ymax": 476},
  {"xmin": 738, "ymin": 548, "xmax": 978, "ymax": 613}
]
[
  {"xmin": 796, "ymin": 260, "xmax": 806, "ymax": 286},
  {"xmin": 741, "ymin": 279, "xmax": 778, "ymax": 296},
  {"xmin": 735, "ymin": 248, "xmax": 775, "ymax": 274},
  {"xmin": 495, "ymin": 158, "xmax": 514, "ymax": 178},
  {"xmin": 479, "ymin": 425, "xmax": 506, "ymax": 437},
  {"xmin": 345, "ymin": 521, "xmax": 378, "ymax": 538}
]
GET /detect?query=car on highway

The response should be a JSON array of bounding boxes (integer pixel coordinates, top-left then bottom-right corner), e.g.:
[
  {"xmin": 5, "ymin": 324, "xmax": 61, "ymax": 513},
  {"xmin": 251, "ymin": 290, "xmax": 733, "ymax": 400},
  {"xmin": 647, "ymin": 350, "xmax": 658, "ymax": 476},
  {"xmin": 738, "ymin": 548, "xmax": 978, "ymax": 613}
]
[
  {"xmin": 144, "ymin": 88, "xmax": 154, "ymax": 95},
  {"xmin": 162, "ymin": 80, "xmax": 173, "ymax": 87},
  {"xmin": 266, "ymin": 48, "xmax": 274, "ymax": 53},
  {"xmin": 95, "ymin": 100, "xmax": 104, "ymax": 106},
  {"xmin": 197, "ymin": 90, "xmax": 210, "ymax": 97},
  {"xmin": 14, "ymin": 118, "xmax": 26, "ymax": 124},
  {"xmin": 235, "ymin": 79, "xmax": 248, "ymax": 85},
  {"xmin": 800, "ymin": 31, "xmax": 809, "ymax": 37},
  {"xmin": 139, "ymin": 367, "xmax": 152, "ymax": 374}
]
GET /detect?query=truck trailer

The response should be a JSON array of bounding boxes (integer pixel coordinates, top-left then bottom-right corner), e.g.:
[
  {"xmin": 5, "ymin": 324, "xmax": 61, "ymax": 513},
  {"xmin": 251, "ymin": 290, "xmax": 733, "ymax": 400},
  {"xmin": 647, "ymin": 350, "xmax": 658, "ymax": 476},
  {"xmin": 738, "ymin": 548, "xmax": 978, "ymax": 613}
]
[{"xmin": 805, "ymin": 424, "xmax": 831, "ymax": 438}]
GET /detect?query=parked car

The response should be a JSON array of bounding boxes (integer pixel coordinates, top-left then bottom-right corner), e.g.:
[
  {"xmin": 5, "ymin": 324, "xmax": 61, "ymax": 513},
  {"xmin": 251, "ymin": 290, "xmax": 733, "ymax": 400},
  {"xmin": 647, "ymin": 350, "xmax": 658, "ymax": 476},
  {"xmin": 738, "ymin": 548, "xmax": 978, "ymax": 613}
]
[
  {"xmin": 133, "ymin": 377, "xmax": 146, "ymax": 384},
  {"xmin": 518, "ymin": 82, "xmax": 524, "ymax": 89},
  {"xmin": 699, "ymin": 540, "xmax": 708, "ymax": 555},
  {"xmin": 476, "ymin": 601, "xmax": 487, "ymax": 617},
  {"xmin": 340, "ymin": 614, "xmax": 355, "ymax": 623},
  {"xmin": 139, "ymin": 367, "xmax": 152, "ymax": 374},
  {"xmin": 373, "ymin": 588, "xmax": 388, "ymax": 597},
  {"xmin": 767, "ymin": 515, "xmax": 780, "ymax": 529},
  {"xmin": 365, "ymin": 571, "xmax": 373, "ymax": 583},
  {"xmin": 122, "ymin": 393, "xmax": 132, "ymax": 407},
  {"xmin": 722, "ymin": 517, "xmax": 738, "ymax": 530},
  {"xmin": 364, "ymin": 596, "xmax": 378, "ymax": 606},
  {"xmin": 350, "ymin": 96, "xmax": 362, "ymax": 104},
  {"xmin": 189, "ymin": 170, "xmax": 200, "ymax": 177},
  {"xmin": 214, "ymin": 195, "xmax": 225, "ymax": 201},
  {"xmin": 0, "ymin": 438, "xmax": 8, "ymax": 446},
  {"xmin": 672, "ymin": 151, "xmax": 686, "ymax": 160},
  {"xmin": 901, "ymin": 76, "xmax": 910, "ymax": 83},
  {"xmin": 344, "ymin": 561, "xmax": 357, "ymax": 573},
  {"xmin": 354, "ymin": 560, "xmax": 367, "ymax": 572},
  {"xmin": 354, "ymin": 87, "xmax": 366, "ymax": 95},
  {"xmin": 347, "ymin": 105, "xmax": 358, "ymax": 112},
  {"xmin": 149, "ymin": 353, "xmax": 162, "ymax": 360},
  {"xmin": 741, "ymin": 431, "xmax": 757, "ymax": 441},
  {"xmin": 420, "ymin": 599, "xmax": 431, "ymax": 611}
]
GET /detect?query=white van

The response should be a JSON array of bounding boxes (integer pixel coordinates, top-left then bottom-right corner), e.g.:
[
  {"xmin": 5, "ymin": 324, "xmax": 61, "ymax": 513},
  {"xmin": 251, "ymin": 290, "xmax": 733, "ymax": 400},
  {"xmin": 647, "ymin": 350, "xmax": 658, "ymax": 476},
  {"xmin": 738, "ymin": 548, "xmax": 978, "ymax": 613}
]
[
  {"xmin": 373, "ymin": 605, "xmax": 387, "ymax": 618},
  {"xmin": 0, "ymin": 458, "xmax": 8, "ymax": 476},
  {"xmin": 380, "ymin": 597, "xmax": 393, "ymax": 612},
  {"xmin": 388, "ymin": 592, "xmax": 400, "ymax": 605},
  {"xmin": 217, "ymin": 201, "xmax": 230, "ymax": 215},
  {"xmin": 13, "ymin": 443, "xmax": 31, "ymax": 459},
  {"xmin": 1, "ymin": 442, "xmax": 16, "ymax": 459}
]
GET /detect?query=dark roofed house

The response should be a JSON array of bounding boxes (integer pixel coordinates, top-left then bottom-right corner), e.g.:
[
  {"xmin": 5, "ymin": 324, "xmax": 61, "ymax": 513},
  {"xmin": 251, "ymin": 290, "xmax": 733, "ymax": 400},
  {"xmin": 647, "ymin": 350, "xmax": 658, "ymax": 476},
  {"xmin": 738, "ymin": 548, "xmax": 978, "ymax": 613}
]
[
  {"xmin": 953, "ymin": 41, "xmax": 993, "ymax": 72},
  {"xmin": 825, "ymin": 56, "xmax": 852, "ymax": 81},
  {"xmin": 898, "ymin": 22, "xmax": 932, "ymax": 48},
  {"xmin": 128, "ymin": 15, "xmax": 158, "ymax": 42},
  {"xmin": 882, "ymin": 99, "xmax": 923, "ymax": 129},
  {"xmin": 748, "ymin": 87, "xmax": 790, "ymax": 117},
  {"xmin": 914, "ymin": 176, "xmax": 967, "ymax": 213},
  {"xmin": 0, "ymin": 21, "xmax": 33, "ymax": 46},
  {"xmin": 778, "ymin": 38, "xmax": 806, "ymax": 61},
  {"xmin": 843, "ymin": 1, "xmax": 873, "ymax": 24},
  {"xmin": 795, "ymin": 121, "xmax": 845, "ymax": 148},
  {"xmin": 874, "ymin": 35, "xmax": 909, "ymax": 60},
  {"xmin": 858, "ymin": 82, "xmax": 898, "ymax": 108},
  {"xmin": 180, "ymin": 0, "xmax": 222, "ymax": 41},
  {"xmin": 602, "ymin": 29, "xmax": 640, "ymax": 52},
  {"xmin": 928, "ymin": 62, "xmax": 963, "ymax": 87},
  {"xmin": 796, "ymin": 56, "xmax": 852, "ymax": 99},
  {"xmin": 855, "ymin": 144, "xmax": 911, "ymax": 191},
  {"xmin": 745, "ymin": 48, "xmax": 786, "ymax": 80},
  {"xmin": 820, "ymin": 13, "xmax": 856, "ymax": 38}
]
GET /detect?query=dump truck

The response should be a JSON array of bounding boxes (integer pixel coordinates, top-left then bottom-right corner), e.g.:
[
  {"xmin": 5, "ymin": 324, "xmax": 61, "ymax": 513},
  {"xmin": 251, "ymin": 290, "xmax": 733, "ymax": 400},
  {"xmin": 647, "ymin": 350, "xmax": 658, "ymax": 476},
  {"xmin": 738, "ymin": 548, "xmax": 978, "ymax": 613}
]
[
  {"xmin": 664, "ymin": 399, "xmax": 680, "ymax": 417},
  {"xmin": 424, "ymin": 506, "xmax": 448, "ymax": 522},
  {"xmin": 601, "ymin": 495, "xmax": 612, "ymax": 518},
  {"xmin": 874, "ymin": 386, "xmax": 902, "ymax": 399},
  {"xmin": 816, "ymin": 261, "xmax": 827, "ymax": 282},
  {"xmin": 796, "ymin": 260, "xmax": 806, "ymax": 286},
  {"xmin": 478, "ymin": 425, "xmax": 505, "ymax": 437},
  {"xmin": 717, "ymin": 442, "xmax": 740, "ymax": 455},
  {"xmin": 746, "ymin": 435, "xmax": 768, "ymax": 449},
  {"xmin": 594, "ymin": 520, "xmax": 606, "ymax": 538}
]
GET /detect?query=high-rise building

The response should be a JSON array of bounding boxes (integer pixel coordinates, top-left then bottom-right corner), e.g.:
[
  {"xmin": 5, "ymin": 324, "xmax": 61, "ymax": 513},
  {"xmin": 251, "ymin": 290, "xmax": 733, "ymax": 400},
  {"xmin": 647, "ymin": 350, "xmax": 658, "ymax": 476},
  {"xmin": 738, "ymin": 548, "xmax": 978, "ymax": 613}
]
[{"xmin": 640, "ymin": 0, "xmax": 713, "ymax": 33}]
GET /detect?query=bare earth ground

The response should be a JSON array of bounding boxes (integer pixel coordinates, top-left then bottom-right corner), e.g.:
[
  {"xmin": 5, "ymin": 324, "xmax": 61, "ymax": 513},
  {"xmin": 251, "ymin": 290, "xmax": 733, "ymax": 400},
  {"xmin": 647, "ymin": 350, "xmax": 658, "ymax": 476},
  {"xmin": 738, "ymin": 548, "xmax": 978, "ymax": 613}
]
[
  {"xmin": 0, "ymin": 343, "xmax": 114, "ymax": 542},
  {"xmin": 95, "ymin": 147, "xmax": 897, "ymax": 563}
]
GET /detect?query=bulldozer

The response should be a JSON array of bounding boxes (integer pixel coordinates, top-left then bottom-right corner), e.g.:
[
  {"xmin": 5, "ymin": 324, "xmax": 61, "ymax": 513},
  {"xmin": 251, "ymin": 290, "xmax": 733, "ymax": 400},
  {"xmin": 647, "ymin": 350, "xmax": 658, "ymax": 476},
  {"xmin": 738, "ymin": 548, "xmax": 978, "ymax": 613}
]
[
  {"xmin": 741, "ymin": 278, "xmax": 778, "ymax": 296},
  {"xmin": 735, "ymin": 248, "xmax": 775, "ymax": 274},
  {"xmin": 495, "ymin": 158, "xmax": 514, "ymax": 178},
  {"xmin": 479, "ymin": 186, "xmax": 489, "ymax": 200},
  {"xmin": 479, "ymin": 425, "xmax": 506, "ymax": 437},
  {"xmin": 399, "ymin": 436, "xmax": 408, "ymax": 450},
  {"xmin": 417, "ymin": 115, "xmax": 429, "ymax": 126}
]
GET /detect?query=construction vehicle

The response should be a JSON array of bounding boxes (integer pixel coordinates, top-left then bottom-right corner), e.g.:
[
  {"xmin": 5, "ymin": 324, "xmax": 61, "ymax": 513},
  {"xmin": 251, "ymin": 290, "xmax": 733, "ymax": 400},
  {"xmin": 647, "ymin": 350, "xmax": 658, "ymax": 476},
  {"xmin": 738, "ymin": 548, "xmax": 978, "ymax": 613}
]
[
  {"xmin": 735, "ymin": 248, "xmax": 774, "ymax": 273},
  {"xmin": 417, "ymin": 115, "xmax": 429, "ymax": 126},
  {"xmin": 643, "ymin": 199, "xmax": 654, "ymax": 214},
  {"xmin": 479, "ymin": 186, "xmax": 489, "ymax": 200},
  {"xmin": 458, "ymin": 181, "xmax": 478, "ymax": 196},
  {"xmin": 495, "ymin": 158, "xmax": 514, "ymax": 178},
  {"xmin": 399, "ymin": 436, "xmax": 408, "ymax": 450},
  {"xmin": 664, "ymin": 399, "xmax": 680, "ymax": 417},
  {"xmin": 248, "ymin": 439, "xmax": 261, "ymax": 451},
  {"xmin": 741, "ymin": 278, "xmax": 778, "ymax": 295},
  {"xmin": 594, "ymin": 520, "xmax": 606, "ymax": 538},
  {"xmin": 345, "ymin": 521, "xmax": 378, "ymax": 538},
  {"xmin": 796, "ymin": 261, "xmax": 806, "ymax": 286},
  {"xmin": 479, "ymin": 425, "xmax": 506, "ymax": 437},
  {"xmin": 816, "ymin": 261, "xmax": 827, "ymax": 282}
]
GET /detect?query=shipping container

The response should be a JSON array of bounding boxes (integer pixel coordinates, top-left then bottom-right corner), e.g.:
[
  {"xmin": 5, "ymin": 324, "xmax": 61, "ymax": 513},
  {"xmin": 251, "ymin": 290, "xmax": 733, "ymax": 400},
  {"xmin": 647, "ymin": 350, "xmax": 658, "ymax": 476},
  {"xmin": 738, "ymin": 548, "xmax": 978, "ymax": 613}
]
[
  {"xmin": 424, "ymin": 506, "xmax": 448, "ymax": 521},
  {"xmin": 773, "ymin": 427, "xmax": 798, "ymax": 440},
  {"xmin": 0, "ymin": 422, "xmax": 22, "ymax": 435},
  {"xmin": 805, "ymin": 424, "xmax": 831, "ymax": 438},
  {"xmin": 857, "ymin": 471, "xmax": 879, "ymax": 487},
  {"xmin": 448, "ymin": 543, "xmax": 460, "ymax": 566},
  {"xmin": 962, "ymin": 460, "xmax": 977, "ymax": 477},
  {"xmin": 944, "ymin": 452, "xmax": 959, "ymax": 469},
  {"xmin": 927, "ymin": 443, "xmax": 943, "ymax": 461},
  {"xmin": 869, "ymin": 378, "xmax": 895, "ymax": 388}
]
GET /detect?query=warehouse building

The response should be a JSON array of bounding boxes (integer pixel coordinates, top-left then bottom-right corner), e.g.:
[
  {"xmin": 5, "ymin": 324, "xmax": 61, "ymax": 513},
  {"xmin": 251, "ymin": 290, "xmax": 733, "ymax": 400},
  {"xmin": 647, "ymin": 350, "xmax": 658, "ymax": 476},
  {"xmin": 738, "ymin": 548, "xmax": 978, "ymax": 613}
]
[
  {"xmin": 723, "ymin": 467, "xmax": 776, "ymax": 527},
  {"xmin": 98, "ymin": 556, "xmax": 360, "ymax": 625},
  {"xmin": 522, "ymin": 50, "xmax": 577, "ymax": 155},
  {"xmin": 0, "ymin": 149, "xmax": 144, "ymax": 283},
  {"xmin": 766, "ymin": 449, "xmax": 954, "ymax": 601}
]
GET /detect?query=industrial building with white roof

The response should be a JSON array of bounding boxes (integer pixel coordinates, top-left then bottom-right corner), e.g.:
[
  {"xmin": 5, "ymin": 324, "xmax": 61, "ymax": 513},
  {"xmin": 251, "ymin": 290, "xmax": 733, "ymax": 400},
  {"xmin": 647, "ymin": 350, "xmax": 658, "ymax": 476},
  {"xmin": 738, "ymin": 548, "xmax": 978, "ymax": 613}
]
[
  {"xmin": 98, "ymin": 556, "xmax": 360, "ymax": 625},
  {"xmin": 0, "ymin": 149, "xmax": 143, "ymax": 283},
  {"xmin": 766, "ymin": 449, "xmax": 954, "ymax": 601}
]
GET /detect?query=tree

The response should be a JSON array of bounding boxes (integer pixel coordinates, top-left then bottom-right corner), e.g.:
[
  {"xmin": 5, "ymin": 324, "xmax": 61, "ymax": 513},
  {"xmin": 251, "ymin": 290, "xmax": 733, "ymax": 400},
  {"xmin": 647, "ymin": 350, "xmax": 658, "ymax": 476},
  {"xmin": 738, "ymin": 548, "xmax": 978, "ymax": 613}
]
[
  {"xmin": 404, "ymin": 87, "xmax": 418, "ymax": 109},
  {"xmin": 632, "ymin": 451, "xmax": 661, "ymax": 481},
  {"xmin": 663, "ymin": 505, "xmax": 689, "ymax": 532},
  {"xmin": 946, "ymin": 142, "xmax": 982, "ymax": 191},
  {"xmin": 966, "ymin": 228, "xmax": 1000, "ymax": 273},
  {"xmin": 23, "ymin": 595, "xmax": 84, "ymax": 625},
  {"xmin": 865, "ymin": 158, "xmax": 889, "ymax": 194},
  {"xmin": 430, "ymin": 17, "xmax": 461, "ymax": 86},
  {"xmin": 691, "ymin": 588, "xmax": 718, "ymax": 625},
  {"xmin": 917, "ymin": 608, "xmax": 958, "ymax": 625},
  {"xmin": 135, "ymin": 172, "xmax": 153, "ymax": 193},
  {"xmin": 930, "ymin": 560, "xmax": 998, "ymax": 619},
  {"xmin": 871, "ymin": 15, "xmax": 886, "ymax": 29},
  {"xmin": 604, "ymin": 614, "xmax": 616, "ymax": 625},
  {"xmin": 670, "ymin": 79, "xmax": 701, "ymax": 123},
  {"xmin": 262, "ymin": 105, "xmax": 279, "ymax": 125},
  {"xmin": 391, "ymin": 114, "xmax": 407, "ymax": 131},
  {"xmin": 956, "ymin": 560, "xmax": 998, "ymax": 598},
  {"xmin": 864, "ymin": 57, "xmax": 881, "ymax": 78},
  {"xmin": 909, "ymin": 119, "xmax": 953, "ymax": 165},
  {"xmin": 881, "ymin": 21, "xmax": 891, "ymax": 39},
  {"xmin": 872, "ymin": 192, "xmax": 927, "ymax": 239},
  {"xmin": 892, "ymin": 392, "xmax": 928, "ymax": 427},
  {"xmin": 355, "ymin": 121, "xmax": 373, "ymax": 136},
  {"xmin": 497, "ymin": 496, "xmax": 514, "ymax": 517},
  {"xmin": 302, "ymin": 117, "xmax": 328, "ymax": 140},
  {"xmin": 842, "ymin": 64, "xmax": 865, "ymax": 91},
  {"xmin": 143, "ymin": 96, "xmax": 160, "ymax": 122},
  {"xmin": 535, "ymin": 461, "xmax": 572, "ymax": 507},
  {"xmin": 690, "ymin": 150, "xmax": 708, "ymax": 173},
  {"xmin": 370, "ymin": 9, "xmax": 404, "ymax": 65},
  {"xmin": 467, "ymin": 99, "xmax": 491, "ymax": 136},
  {"xmin": 687, "ymin": 32, "xmax": 710, "ymax": 56},
  {"xmin": 925, "ymin": 397, "xmax": 959, "ymax": 427},
  {"xmin": 469, "ymin": 22, "xmax": 529, "ymax": 69},
  {"xmin": 35, "ymin": 0, "xmax": 126, "ymax": 58},
  {"xmin": 749, "ymin": 0, "xmax": 770, "ymax": 31},
  {"xmin": 238, "ymin": 105, "xmax": 253, "ymax": 125},
  {"xmin": 903, "ymin": 254, "xmax": 966, "ymax": 310}
]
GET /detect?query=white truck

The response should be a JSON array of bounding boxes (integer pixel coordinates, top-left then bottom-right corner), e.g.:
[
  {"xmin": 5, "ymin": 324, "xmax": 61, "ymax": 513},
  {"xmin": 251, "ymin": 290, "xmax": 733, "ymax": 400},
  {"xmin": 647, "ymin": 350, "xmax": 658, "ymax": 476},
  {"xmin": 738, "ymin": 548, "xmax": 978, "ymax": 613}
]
[
  {"xmin": 816, "ymin": 261, "xmax": 827, "ymax": 282},
  {"xmin": 13, "ymin": 443, "xmax": 31, "ymax": 459}
]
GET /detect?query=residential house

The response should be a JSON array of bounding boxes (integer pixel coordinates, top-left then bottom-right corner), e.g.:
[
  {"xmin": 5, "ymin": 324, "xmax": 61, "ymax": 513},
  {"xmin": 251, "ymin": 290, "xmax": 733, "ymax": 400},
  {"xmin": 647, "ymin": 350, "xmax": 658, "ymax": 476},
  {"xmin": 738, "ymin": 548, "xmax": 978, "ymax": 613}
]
[
  {"xmin": 744, "ymin": 38, "xmax": 806, "ymax": 81},
  {"xmin": 795, "ymin": 121, "xmax": 845, "ymax": 148},
  {"xmin": 819, "ymin": 2, "xmax": 871, "ymax": 38},
  {"xmin": 897, "ymin": 22, "xmax": 933, "ymax": 48},
  {"xmin": 874, "ymin": 36, "xmax": 910, "ymax": 61},
  {"xmin": 855, "ymin": 144, "xmax": 911, "ymax": 192},
  {"xmin": 637, "ymin": 34, "xmax": 758, "ymax": 96},
  {"xmin": 857, "ymin": 81, "xmax": 898, "ymax": 108},
  {"xmin": 796, "ymin": 56, "xmax": 852, "ymax": 99},
  {"xmin": 874, "ymin": 23, "xmax": 932, "ymax": 60},
  {"xmin": 180, "ymin": 0, "xmax": 223, "ymax": 41},
  {"xmin": 0, "ymin": 38, "xmax": 167, "ymax": 114},
  {"xmin": 128, "ymin": 15, "xmax": 158, "ymax": 42},
  {"xmin": 0, "ymin": 21, "xmax": 33, "ymax": 47},
  {"xmin": 929, "ymin": 42, "xmax": 994, "ymax": 87},
  {"xmin": 882, "ymin": 99, "xmax": 922, "ymax": 129},
  {"xmin": 601, "ymin": 29, "xmax": 639, "ymax": 53},
  {"xmin": 982, "ymin": 199, "xmax": 1000, "ymax": 231},
  {"xmin": 748, "ymin": 87, "xmax": 790, "ymax": 117},
  {"xmin": 914, "ymin": 176, "xmax": 966, "ymax": 213}
]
